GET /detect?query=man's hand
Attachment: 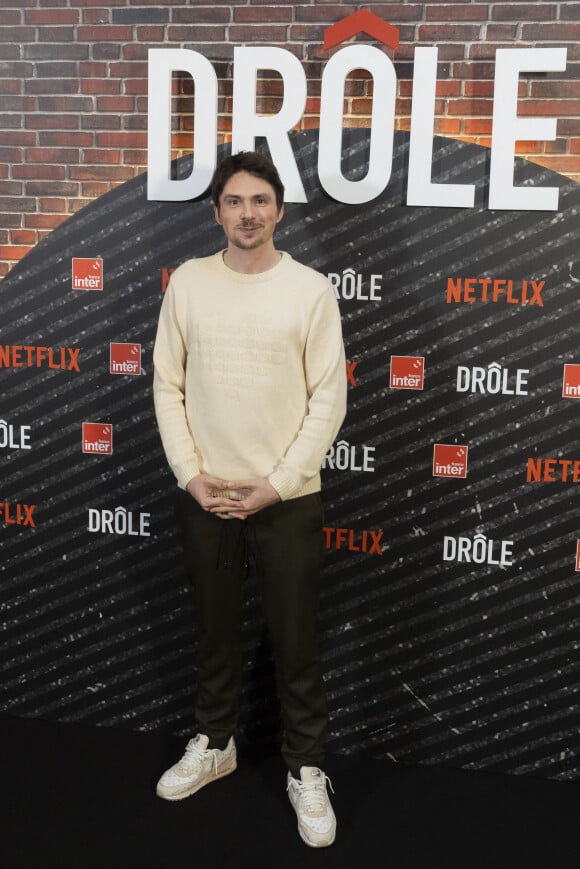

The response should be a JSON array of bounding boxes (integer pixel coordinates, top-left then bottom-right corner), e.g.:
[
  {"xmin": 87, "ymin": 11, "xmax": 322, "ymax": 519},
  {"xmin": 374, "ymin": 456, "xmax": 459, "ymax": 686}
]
[
  {"xmin": 187, "ymin": 475, "xmax": 281, "ymax": 520},
  {"xmin": 223, "ymin": 477, "xmax": 281, "ymax": 518},
  {"xmin": 186, "ymin": 474, "xmax": 248, "ymax": 519}
]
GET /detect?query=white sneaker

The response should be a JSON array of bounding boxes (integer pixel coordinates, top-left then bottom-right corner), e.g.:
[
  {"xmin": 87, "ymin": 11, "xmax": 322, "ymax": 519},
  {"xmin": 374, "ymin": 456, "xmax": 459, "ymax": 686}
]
[
  {"xmin": 287, "ymin": 766, "xmax": 336, "ymax": 848},
  {"xmin": 156, "ymin": 734, "xmax": 237, "ymax": 801}
]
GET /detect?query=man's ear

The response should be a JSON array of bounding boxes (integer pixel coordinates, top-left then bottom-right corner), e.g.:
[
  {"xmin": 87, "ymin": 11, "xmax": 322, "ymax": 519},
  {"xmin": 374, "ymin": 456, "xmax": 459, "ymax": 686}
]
[
  {"xmin": 276, "ymin": 205, "xmax": 284, "ymax": 224},
  {"xmin": 213, "ymin": 202, "xmax": 222, "ymax": 226}
]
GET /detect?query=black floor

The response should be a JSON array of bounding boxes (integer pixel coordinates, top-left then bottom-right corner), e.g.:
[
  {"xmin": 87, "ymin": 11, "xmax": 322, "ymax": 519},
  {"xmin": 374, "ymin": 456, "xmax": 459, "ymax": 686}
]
[{"xmin": 2, "ymin": 713, "xmax": 579, "ymax": 869}]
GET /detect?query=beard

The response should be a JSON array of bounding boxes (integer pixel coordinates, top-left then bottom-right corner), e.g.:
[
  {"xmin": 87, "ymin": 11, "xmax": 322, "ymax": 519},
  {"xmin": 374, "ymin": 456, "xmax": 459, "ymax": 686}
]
[{"xmin": 230, "ymin": 224, "xmax": 266, "ymax": 250}]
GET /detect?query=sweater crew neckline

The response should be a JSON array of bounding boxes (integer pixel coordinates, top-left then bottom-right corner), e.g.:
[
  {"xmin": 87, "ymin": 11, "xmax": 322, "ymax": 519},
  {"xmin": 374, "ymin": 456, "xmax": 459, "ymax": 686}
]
[{"xmin": 213, "ymin": 250, "xmax": 291, "ymax": 283}]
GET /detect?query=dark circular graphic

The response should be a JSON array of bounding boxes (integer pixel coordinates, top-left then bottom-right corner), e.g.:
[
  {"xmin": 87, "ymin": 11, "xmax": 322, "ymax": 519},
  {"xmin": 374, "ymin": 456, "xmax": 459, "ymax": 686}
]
[{"xmin": 2, "ymin": 130, "xmax": 580, "ymax": 779}]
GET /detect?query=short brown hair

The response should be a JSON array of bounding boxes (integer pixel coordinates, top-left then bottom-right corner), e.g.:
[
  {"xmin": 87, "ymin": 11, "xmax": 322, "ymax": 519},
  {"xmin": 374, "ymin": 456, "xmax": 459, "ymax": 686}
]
[{"xmin": 211, "ymin": 151, "xmax": 285, "ymax": 211}]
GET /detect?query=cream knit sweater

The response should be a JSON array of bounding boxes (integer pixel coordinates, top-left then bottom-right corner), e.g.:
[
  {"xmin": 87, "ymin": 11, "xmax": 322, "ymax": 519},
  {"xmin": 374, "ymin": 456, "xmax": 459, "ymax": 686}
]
[{"xmin": 153, "ymin": 251, "xmax": 347, "ymax": 501}]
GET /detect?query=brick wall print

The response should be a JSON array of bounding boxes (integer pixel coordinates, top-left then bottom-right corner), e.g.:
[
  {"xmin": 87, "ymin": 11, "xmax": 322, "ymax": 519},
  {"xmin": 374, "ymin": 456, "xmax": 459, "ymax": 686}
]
[{"xmin": 1, "ymin": 1, "xmax": 580, "ymax": 274}]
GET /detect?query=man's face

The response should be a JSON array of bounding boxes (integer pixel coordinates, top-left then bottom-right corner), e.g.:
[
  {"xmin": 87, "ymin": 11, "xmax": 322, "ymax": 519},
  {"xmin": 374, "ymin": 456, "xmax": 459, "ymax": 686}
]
[{"xmin": 214, "ymin": 171, "xmax": 284, "ymax": 251}]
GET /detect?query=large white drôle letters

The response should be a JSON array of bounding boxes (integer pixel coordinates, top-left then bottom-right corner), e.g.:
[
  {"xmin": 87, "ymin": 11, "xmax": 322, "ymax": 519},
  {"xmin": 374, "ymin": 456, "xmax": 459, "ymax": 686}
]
[{"xmin": 147, "ymin": 45, "xmax": 568, "ymax": 211}]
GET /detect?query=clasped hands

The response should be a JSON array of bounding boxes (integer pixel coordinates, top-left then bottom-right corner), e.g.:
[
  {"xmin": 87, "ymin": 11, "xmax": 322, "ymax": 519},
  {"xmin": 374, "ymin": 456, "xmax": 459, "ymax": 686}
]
[{"xmin": 186, "ymin": 473, "xmax": 281, "ymax": 520}]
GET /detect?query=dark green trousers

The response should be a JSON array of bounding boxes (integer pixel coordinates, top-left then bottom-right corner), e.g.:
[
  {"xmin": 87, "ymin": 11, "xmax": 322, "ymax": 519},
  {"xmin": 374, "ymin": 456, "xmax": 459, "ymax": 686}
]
[{"xmin": 175, "ymin": 489, "xmax": 328, "ymax": 775}]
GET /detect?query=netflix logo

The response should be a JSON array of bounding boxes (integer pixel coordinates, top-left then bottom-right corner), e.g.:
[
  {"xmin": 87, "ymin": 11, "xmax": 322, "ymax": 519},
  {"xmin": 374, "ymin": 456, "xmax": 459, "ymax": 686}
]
[
  {"xmin": 390, "ymin": 356, "xmax": 424, "ymax": 390},
  {"xmin": 82, "ymin": 422, "xmax": 113, "ymax": 456},
  {"xmin": 162, "ymin": 267, "xmax": 175, "ymax": 293},
  {"xmin": 433, "ymin": 444, "xmax": 468, "ymax": 479},
  {"xmin": 72, "ymin": 257, "xmax": 103, "ymax": 291},
  {"xmin": 110, "ymin": 343, "xmax": 141, "ymax": 376},
  {"xmin": 0, "ymin": 501, "xmax": 36, "ymax": 528},
  {"xmin": 323, "ymin": 526, "xmax": 383, "ymax": 556}
]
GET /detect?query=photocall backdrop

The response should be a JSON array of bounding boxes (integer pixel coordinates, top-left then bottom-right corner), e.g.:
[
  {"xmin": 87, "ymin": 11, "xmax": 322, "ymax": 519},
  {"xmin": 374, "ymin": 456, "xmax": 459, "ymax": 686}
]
[
  {"xmin": 2, "ymin": 128, "xmax": 580, "ymax": 781},
  {"xmin": 2, "ymin": 5, "xmax": 580, "ymax": 783}
]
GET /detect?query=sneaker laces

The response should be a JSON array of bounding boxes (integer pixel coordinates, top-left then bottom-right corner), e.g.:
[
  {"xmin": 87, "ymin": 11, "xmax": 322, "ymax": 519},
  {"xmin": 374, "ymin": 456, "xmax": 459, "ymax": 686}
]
[
  {"xmin": 288, "ymin": 772, "xmax": 335, "ymax": 815},
  {"xmin": 180, "ymin": 738, "xmax": 219, "ymax": 775}
]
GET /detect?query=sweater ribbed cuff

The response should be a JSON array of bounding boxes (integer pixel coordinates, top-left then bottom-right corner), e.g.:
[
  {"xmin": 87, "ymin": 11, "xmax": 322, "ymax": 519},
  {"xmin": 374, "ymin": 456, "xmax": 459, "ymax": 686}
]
[
  {"xmin": 268, "ymin": 470, "xmax": 300, "ymax": 501},
  {"xmin": 268, "ymin": 470, "xmax": 322, "ymax": 502},
  {"xmin": 174, "ymin": 461, "xmax": 200, "ymax": 491}
]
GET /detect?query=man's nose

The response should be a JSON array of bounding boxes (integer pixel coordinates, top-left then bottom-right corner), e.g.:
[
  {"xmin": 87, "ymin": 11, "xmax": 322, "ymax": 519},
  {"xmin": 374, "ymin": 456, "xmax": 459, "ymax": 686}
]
[{"xmin": 240, "ymin": 200, "xmax": 254, "ymax": 220}]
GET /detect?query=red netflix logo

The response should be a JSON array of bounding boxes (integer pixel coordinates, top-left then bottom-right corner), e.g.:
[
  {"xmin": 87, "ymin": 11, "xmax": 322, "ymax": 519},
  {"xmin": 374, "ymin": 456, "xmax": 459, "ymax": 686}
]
[
  {"xmin": 390, "ymin": 356, "xmax": 424, "ymax": 390},
  {"xmin": 576, "ymin": 541, "xmax": 580, "ymax": 572},
  {"xmin": 110, "ymin": 343, "xmax": 141, "ymax": 376},
  {"xmin": 82, "ymin": 423, "xmax": 113, "ymax": 456},
  {"xmin": 162, "ymin": 267, "xmax": 175, "ymax": 293},
  {"xmin": 433, "ymin": 444, "xmax": 468, "ymax": 479},
  {"xmin": 562, "ymin": 364, "xmax": 580, "ymax": 399},
  {"xmin": 72, "ymin": 258, "xmax": 103, "ymax": 291},
  {"xmin": 323, "ymin": 526, "xmax": 383, "ymax": 555}
]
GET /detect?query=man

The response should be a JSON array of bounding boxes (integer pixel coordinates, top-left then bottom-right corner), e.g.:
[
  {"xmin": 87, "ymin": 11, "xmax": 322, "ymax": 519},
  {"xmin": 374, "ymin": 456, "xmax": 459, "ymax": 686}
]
[{"xmin": 153, "ymin": 151, "xmax": 347, "ymax": 848}]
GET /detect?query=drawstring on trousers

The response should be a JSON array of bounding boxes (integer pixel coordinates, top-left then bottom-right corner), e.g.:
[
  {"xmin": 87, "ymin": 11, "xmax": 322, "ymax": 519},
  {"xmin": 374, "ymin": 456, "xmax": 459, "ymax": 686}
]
[{"xmin": 215, "ymin": 518, "xmax": 262, "ymax": 578}]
